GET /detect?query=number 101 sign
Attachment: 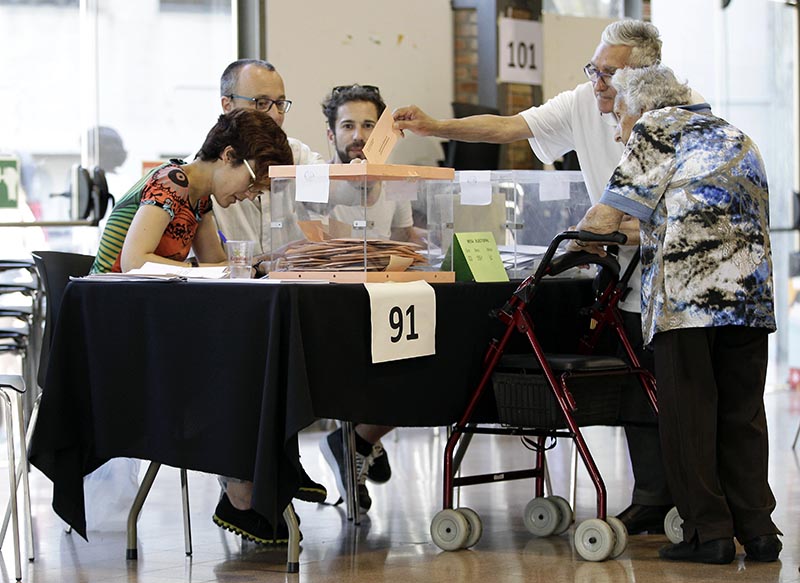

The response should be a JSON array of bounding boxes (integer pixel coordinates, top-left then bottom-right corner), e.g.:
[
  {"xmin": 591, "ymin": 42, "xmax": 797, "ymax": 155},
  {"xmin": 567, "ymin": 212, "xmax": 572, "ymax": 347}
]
[
  {"xmin": 364, "ymin": 281, "xmax": 436, "ymax": 364},
  {"xmin": 498, "ymin": 16, "xmax": 542, "ymax": 86}
]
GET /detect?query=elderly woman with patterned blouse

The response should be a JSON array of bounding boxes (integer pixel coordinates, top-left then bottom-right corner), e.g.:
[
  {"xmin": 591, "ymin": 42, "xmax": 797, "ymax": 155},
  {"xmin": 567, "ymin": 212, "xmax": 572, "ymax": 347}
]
[{"xmin": 570, "ymin": 64, "xmax": 782, "ymax": 565}]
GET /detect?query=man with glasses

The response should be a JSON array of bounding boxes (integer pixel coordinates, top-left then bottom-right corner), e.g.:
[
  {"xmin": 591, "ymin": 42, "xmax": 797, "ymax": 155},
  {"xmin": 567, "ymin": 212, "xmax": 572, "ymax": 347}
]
[
  {"xmin": 318, "ymin": 83, "xmax": 420, "ymax": 514},
  {"xmin": 394, "ymin": 19, "xmax": 690, "ymax": 536},
  {"xmin": 210, "ymin": 59, "xmax": 329, "ymax": 545},
  {"xmin": 213, "ymin": 59, "xmax": 326, "ymax": 264}
]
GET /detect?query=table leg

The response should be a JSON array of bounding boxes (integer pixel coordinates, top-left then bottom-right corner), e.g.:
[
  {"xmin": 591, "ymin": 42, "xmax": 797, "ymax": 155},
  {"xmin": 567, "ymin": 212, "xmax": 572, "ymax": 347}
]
[
  {"xmin": 341, "ymin": 421, "xmax": 360, "ymax": 525},
  {"xmin": 126, "ymin": 462, "xmax": 161, "ymax": 560},
  {"xmin": 179, "ymin": 469, "xmax": 192, "ymax": 556},
  {"xmin": 283, "ymin": 504, "xmax": 300, "ymax": 573}
]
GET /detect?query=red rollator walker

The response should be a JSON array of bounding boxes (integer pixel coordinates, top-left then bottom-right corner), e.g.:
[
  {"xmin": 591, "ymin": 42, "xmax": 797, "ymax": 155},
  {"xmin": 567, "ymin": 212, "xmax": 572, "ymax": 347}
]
[{"xmin": 430, "ymin": 230, "xmax": 660, "ymax": 561}]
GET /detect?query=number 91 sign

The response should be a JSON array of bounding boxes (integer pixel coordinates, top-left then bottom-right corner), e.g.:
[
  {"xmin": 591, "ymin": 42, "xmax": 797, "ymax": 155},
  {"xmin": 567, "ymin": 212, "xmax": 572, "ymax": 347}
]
[
  {"xmin": 364, "ymin": 281, "xmax": 436, "ymax": 364},
  {"xmin": 498, "ymin": 17, "xmax": 543, "ymax": 86}
]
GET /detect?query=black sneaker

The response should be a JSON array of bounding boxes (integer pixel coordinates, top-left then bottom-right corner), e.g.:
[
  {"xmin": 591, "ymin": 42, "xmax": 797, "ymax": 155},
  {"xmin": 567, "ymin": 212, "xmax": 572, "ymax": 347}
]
[
  {"xmin": 213, "ymin": 493, "xmax": 298, "ymax": 545},
  {"xmin": 320, "ymin": 427, "xmax": 372, "ymax": 512},
  {"xmin": 365, "ymin": 440, "xmax": 392, "ymax": 484},
  {"xmin": 296, "ymin": 466, "xmax": 327, "ymax": 503}
]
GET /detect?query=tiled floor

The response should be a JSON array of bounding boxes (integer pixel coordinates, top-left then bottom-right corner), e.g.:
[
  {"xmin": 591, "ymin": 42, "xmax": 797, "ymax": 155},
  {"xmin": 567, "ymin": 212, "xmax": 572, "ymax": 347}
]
[{"xmin": 0, "ymin": 390, "xmax": 798, "ymax": 582}]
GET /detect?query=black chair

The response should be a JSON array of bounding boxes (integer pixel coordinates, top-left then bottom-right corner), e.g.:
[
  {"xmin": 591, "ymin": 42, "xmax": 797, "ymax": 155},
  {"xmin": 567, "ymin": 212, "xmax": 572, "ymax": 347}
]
[
  {"xmin": 444, "ymin": 102, "xmax": 502, "ymax": 171},
  {"xmin": 30, "ymin": 252, "xmax": 96, "ymax": 392},
  {"xmin": 0, "ymin": 259, "xmax": 41, "ymax": 406}
]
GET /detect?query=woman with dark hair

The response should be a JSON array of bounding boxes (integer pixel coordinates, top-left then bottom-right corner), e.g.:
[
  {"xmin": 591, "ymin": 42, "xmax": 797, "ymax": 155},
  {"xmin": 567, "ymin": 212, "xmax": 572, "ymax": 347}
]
[{"xmin": 91, "ymin": 108, "xmax": 292, "ymax": 274}]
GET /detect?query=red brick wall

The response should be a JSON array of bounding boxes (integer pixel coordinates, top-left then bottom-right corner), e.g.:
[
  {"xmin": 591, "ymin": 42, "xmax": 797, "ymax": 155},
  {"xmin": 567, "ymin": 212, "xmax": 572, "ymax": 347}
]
[
  {"xmin": 453, "ymin": 8, "xmax": 479, "ymax": 105},
  {"xmin": 453, "ymin": 6, "xmax": 537, "ymax": 169}
]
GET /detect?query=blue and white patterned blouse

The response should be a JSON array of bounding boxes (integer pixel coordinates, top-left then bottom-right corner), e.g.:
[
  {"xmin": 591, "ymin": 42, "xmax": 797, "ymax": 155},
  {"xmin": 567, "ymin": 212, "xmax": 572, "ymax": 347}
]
[{"xmin": 599, "ymin": 106, "xmax": 776, "ymax": 344}]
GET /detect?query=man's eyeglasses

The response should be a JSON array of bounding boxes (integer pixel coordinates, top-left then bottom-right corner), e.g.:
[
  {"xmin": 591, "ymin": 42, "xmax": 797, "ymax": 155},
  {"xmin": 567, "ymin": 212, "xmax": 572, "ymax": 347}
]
[
  {"xmin": 229, "ymin": 94, "xmax": 292, "ymax": 114},
  {"xmin": 583, "ymin": 63, "xmax": 615, "ymax": 85},
  {"xmin": 243, "ymin": 159, "xmax": 257, "ymax": 190},
  {"xmin": 331, "ymin": 84, "xmax": 381, "ymax": 96}
]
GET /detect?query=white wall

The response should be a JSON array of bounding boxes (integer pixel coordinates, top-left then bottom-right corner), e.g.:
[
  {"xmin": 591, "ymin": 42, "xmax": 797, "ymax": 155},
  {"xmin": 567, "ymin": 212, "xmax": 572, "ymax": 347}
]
[
  {"xmin": 542, "ymin": 13, "xmax": 615, "ymax": 101},
  {"xmin": 652, "ymin": 0, "xmax": 797, "ymax": 384},
  {"xmin": 266, "ymin": 0, "xmax": 453, "ymax": 166}
]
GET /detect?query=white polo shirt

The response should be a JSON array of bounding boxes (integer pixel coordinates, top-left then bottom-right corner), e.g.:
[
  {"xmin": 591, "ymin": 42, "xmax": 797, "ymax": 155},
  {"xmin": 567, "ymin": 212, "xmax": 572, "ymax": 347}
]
[{"xmin": 518, "ymin": 81, "xmax": 639, "ymax": 313}]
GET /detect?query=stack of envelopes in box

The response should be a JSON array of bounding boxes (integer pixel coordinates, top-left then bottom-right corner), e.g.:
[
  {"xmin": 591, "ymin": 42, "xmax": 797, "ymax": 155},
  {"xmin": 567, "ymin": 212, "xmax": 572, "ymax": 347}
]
[{"xmin": 280, "ymin": 239, "xmax": 426, "ymax": 272}]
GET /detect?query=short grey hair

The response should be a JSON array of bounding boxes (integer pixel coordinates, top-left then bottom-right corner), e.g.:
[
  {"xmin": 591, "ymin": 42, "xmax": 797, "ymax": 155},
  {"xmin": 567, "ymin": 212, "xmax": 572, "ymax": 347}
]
[
  {"xmin": 611, "ymin": 65, "xmax": 692, "ymax": 116},
  {"xmin": 220, "ymin": 59, "xmax": 277, "ymax": 97},
  {"xmin": 601, "ymin": 20, "xmax": 662, "ymax": 67}
]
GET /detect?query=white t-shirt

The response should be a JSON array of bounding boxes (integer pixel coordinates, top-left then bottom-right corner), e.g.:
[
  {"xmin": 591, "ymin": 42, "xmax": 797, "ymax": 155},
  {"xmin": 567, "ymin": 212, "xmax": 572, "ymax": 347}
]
[
  {"xmin": 518, "ymin": 81, "xmax": 640, "ymax": 313},
  {"xmin": 212, "ymin": 137, "xmax": 325, "ymax": 255},
  {"xmin": 330, "ymin": 186, "xmax": 413, "ymax": 239}
]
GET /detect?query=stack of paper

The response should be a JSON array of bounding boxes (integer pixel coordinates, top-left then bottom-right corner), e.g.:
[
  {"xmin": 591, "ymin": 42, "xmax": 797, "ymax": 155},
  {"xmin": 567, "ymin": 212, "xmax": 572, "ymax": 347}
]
[
  {"xmin": 129, "ymin": 263, "xmax": 229, "ymax": 278},
  {"xmin": 498, "ymin": 244, "xmax": 548, "ymax": 270},
  {"xmin": 79, "ymin": 262, "xmax": 229, "ymax": 281},
  {"xmin": 280, "ymin": 239, "xmax": 427, "ymax": 272}
]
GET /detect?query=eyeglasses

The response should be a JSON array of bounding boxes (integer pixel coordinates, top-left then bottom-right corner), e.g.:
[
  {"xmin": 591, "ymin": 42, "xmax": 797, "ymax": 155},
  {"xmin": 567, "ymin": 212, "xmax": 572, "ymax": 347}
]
[
  {"xmin": 331, "ymin": 84, "xmax": 381, "ymax": 96},
  {"xmin": 583, "ymin": 63, "xmax": 615, "ymax": 85},
  {"xmin": 243, "ymin": 159, "xmax": 257, "ymax": 190},
  {"xmin": 229, "ymin": 94, "xmax": 292, "ymax": 114}
]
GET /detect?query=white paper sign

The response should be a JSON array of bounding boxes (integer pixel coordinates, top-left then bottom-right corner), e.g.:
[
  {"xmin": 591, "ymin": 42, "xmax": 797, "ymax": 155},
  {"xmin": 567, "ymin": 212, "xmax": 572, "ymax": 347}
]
[
  {"xmin": 459, "ymin": 171, "xmax": 492, "ymax": 206},
  {"xmin": 365, "ymin": 280, "xmax": 436, "ymax": 363},
  {"xmin": 538, "ymin": 172, "xmax": 571, "ymax": 201},
  {"xmin": 498, "ymin": 17, "xmax": 543, "ymax": 86},
  {"xmin": 295, "ymin": 164, "xmax": 330, "ymax": 203}
]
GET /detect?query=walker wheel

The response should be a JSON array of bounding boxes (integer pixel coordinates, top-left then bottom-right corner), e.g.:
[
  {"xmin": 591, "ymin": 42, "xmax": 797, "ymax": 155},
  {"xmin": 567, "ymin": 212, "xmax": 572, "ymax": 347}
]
[
  {"xmin": 574, "ymin": 518, "xmax": 615, "ymax": 562},
  {"xmin": 664, "ymin": 506, "xmax": 684, "ymax": 545},
  {"xmin": 430, "ymin": 509, "xmax": 470, "ymax": 551},
  {"xmin": 606, "ymin": 516, "xmax": 628, "ymax": 558},
  {"xmin": 456, "ymin": 507, "xmax": 483, "ymax": 548},
  {"xmin": 546, "ymin": 495, "xmax": 573, "ymax": 535},
  {"xmin": 523, "ymin": 497, "xmax": 560, "ymax": 537}
]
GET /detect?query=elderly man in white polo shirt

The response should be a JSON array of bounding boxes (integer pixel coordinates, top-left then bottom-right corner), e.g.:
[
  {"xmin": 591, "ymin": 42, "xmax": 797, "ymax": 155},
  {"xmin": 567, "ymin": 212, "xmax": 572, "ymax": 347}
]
[{"xmin": 393, "ymin": 19, "xmax": 687, "ymax": 535}]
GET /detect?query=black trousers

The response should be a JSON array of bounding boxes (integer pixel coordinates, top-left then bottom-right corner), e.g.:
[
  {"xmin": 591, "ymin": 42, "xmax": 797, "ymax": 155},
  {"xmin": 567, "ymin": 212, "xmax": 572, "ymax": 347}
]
[
  {"xmin": 620, "ymin": 311, "xmax": 672, "ymax": 507},
  {"xmin": 653, "ymin": 326, "xmax": 780, "ymax": 544}
]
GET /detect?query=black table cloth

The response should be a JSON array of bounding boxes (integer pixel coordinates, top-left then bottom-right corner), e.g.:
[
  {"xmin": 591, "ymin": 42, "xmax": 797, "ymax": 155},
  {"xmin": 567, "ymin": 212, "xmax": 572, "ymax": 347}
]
[{"xmin": 29, "ymin": 277, "xmax": 593, "ymax": 538}]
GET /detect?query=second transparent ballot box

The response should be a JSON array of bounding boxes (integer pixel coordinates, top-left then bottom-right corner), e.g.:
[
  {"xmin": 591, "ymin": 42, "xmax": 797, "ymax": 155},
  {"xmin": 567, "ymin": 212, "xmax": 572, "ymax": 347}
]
[
  {"xmin": 451, "ymin": 170, "xmax": 592, "ymax": 278},
  {"xmin": 267, "ymin": 163, "xmax": 456, "ymax": 281}
]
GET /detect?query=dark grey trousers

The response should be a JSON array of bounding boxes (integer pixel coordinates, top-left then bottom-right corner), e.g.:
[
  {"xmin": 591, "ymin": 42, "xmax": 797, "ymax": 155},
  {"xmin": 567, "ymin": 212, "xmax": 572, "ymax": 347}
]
[
  {"xmin": 620, "ymin": 310, "xmax": 672, "ymax": 507},
  {"xmin": 653, "ymin": 326, "xmax": 779, "ymax": 544}
]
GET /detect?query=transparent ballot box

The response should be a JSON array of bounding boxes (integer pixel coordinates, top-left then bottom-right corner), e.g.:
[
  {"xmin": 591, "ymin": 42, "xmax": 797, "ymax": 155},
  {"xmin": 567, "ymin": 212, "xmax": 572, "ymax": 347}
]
[
  {"xmin": 268, "ymin": 163, "xmax": 456, "ymax": 282},
  {"xmin": 452, "ymin": 170, "xmax": 591, "ymax": 278}
]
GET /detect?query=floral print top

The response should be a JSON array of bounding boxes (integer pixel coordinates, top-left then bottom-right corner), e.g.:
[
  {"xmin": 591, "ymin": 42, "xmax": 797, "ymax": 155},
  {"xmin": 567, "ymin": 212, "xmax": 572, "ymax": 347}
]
[
  {"xmin": 91, "ymin": 162, "xmax": 213, "ymax": 273},
  {"xmin": 599, "ymin": 106, "xmax": 776, "ymax": 344}
]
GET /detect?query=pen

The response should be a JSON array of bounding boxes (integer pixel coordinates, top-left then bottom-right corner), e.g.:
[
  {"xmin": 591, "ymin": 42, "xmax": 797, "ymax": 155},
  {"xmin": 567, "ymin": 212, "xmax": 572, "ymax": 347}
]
[{"xmin": 218, "ymin": 230, "xmax": 227, "ymax": 244}]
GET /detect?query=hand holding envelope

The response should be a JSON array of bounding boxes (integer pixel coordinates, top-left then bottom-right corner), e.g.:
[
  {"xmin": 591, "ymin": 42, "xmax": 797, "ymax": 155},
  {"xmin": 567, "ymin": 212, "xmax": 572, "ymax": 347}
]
[{"xmin": 362, "ymin": 107, "xmax": 403, "ymax": 164}]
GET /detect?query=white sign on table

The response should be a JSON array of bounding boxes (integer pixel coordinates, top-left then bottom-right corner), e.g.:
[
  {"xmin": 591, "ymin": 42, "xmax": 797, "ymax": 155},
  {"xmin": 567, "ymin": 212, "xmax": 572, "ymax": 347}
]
[
  {"xmin": 364, "ymin": 280, "xmax": 436, "ymax": 363},
  {"xmin": 498, "ymin": 17, "xmax": 543, "ymax": 86},
  {"xmin": 295, "ymin": 164, "xmax": 330, "ymax": 203},
  {"xmin": 459, "ymin": 170, "xmax": 492, "ymax": 206},
  {"xmin": 538, "ymin": 172, "xmax": 571, "ymax": 201}
]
